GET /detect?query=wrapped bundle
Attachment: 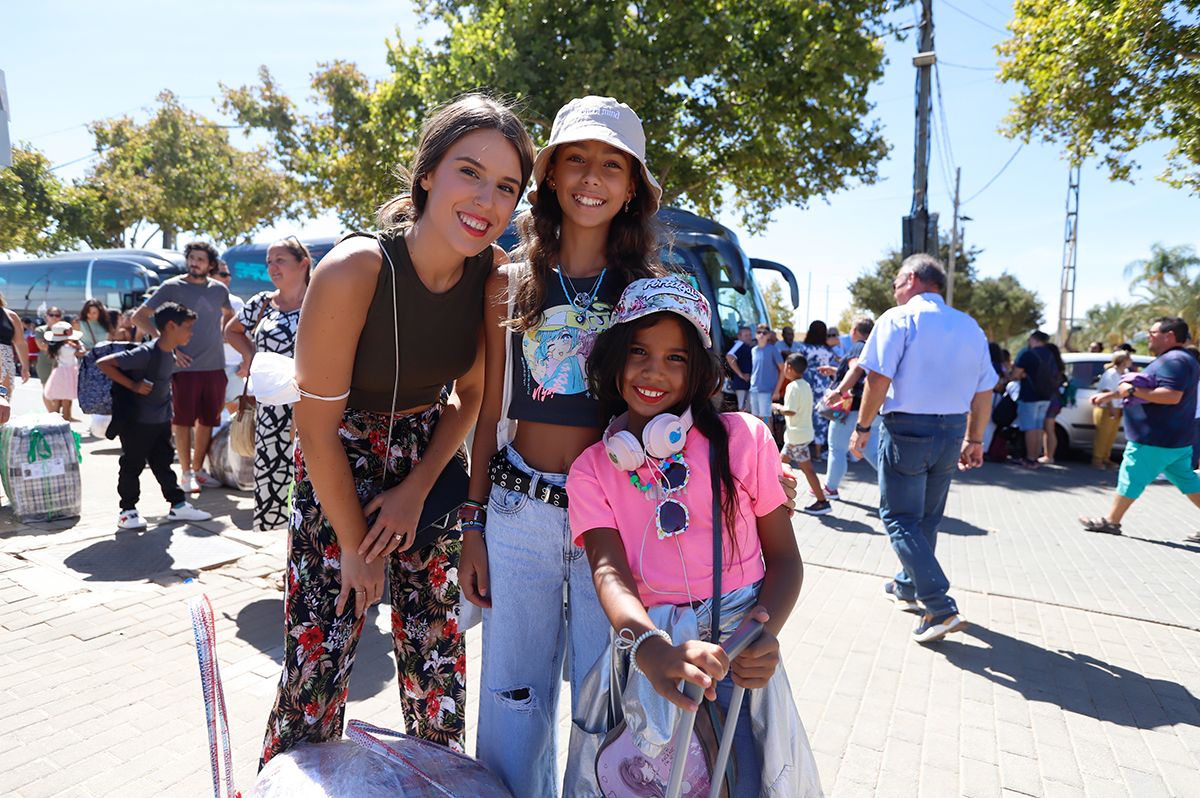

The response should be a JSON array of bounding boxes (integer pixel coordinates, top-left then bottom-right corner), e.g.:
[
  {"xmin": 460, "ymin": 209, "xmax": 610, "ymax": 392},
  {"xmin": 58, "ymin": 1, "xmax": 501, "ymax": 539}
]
[{"xmin": 0, "ymin": 414, "xmax": 83, "ymax": 522}]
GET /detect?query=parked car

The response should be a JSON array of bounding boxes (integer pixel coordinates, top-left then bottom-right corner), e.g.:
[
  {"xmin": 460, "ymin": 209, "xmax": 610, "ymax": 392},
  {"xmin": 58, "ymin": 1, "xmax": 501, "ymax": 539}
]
[
  {"xmin": 1054, "ymin": 352, "xmax": 1153, "ymax": 455},
  {"xmin": 0, "ymin": 254, "xmax": 161, "ymax": 321},
  {"xmin": 220, "ymin": 237, "xmax": 338, "ymax": 300}
]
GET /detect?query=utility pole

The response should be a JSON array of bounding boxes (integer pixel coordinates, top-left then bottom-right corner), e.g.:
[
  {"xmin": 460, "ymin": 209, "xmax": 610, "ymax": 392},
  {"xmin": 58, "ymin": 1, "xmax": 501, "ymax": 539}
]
[
  {"xmin": 805, "ymin": 272, "xmax": 812, "ymax": 327},
  {"xmin": 1057, "ymin": 163, "xmax": 1081, "ymax": 347},
  {"xmin": 0, "ymin": 70, "xmax": 12, "ymax": 169},
  {"xmin": 903, "ymin": 0, "xmax": 938, "ymax": 257},
  {"xmin": 947, "ymin": 167, "xmax": 960, "ymax": 306}
]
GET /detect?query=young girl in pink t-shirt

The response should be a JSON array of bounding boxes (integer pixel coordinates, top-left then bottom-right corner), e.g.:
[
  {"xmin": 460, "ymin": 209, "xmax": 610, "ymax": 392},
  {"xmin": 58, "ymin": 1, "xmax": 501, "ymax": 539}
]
[{"xmin": 567, "ymin": 277, "xmax": 819, "ymax": 797}]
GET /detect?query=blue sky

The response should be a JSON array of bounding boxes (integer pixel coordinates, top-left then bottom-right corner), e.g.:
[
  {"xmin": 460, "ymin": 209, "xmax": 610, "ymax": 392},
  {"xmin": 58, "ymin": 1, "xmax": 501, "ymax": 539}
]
[{"xmin": 5, "ymin": 1, "xmax": 1198, "ymax": 330}]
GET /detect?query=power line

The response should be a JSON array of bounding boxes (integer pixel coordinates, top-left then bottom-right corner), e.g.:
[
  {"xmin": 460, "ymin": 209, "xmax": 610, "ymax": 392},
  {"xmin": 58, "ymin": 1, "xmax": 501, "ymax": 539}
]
[
  {"xmin": 938, "ymin": 60, "xmax": 998, "ymax": 72},
  {"xmin": 932, "ymin": 63, "xmax": 958, "ymax": 199},
  {"xmin": 49, "ymin": 152, "xmax": 99, "ymax": 171},
  {"xmin": 941, "ymin": 0, "xmax": 1008, "ymax": 34},
  {"xmin": 961, "ymin": 143, "xmax": 1024, "ymax": 204}
]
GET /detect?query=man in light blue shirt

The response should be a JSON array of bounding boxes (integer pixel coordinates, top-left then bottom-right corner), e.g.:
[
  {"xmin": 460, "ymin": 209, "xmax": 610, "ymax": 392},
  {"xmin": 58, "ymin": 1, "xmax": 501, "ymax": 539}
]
[{"xmin": 849, "ymin": 254, "xmax": 995, "ymax": 644}]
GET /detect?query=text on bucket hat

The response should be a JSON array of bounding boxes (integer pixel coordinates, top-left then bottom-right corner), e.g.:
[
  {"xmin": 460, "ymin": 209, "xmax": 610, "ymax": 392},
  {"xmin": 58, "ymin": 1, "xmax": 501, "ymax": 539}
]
[
  {"xmin": 529, "ymin": 96, "xmax": 663, "ymax": 212},
  {"xmin": 611, "ymin": 277, "xmax": 712, "ymax": 349}
]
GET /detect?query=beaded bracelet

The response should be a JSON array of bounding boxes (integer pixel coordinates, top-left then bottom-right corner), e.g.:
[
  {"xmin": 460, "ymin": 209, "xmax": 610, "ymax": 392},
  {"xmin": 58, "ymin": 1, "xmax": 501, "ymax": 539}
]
[{"xmin": 626, "ymin": 628, "xmax": 673, "ymax": 675}]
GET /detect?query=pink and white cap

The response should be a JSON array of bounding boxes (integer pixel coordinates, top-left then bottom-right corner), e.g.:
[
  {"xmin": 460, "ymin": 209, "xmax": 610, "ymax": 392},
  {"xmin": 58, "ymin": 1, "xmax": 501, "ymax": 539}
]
[{"xmin": 611, "ymin": 276, "xmax": 712, "ymax": 349}]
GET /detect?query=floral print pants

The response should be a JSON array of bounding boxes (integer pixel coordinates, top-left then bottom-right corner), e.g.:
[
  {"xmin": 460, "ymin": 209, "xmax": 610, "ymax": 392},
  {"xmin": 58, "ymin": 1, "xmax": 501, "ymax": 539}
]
[{"xmin": 259, "ymin": 404, "xmax": 465, "ymax": 768}]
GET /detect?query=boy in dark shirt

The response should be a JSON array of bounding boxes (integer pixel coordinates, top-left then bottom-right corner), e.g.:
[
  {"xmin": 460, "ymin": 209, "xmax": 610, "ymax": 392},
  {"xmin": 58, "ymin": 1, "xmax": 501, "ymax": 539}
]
[{"xmin": 99, "ymin": 302, "xmax": 213, "ymax": 530}]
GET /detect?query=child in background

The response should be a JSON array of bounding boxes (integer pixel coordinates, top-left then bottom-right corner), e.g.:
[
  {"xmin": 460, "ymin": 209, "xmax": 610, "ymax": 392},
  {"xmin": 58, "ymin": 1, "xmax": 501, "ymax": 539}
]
[
  {"xmin": 567, "ymin": 277, "xmax": 820, "ymax": 798},
  {"xmin": 42, "ymin": 321, "xmax": 85, "ymax": 421},
  {"xmin": 775, "ymin": 353, "xmax": 831, "ymax": 515},
  {"xmin": 98, "ymin": 302, "xmax": 211, "ymax": 530}
]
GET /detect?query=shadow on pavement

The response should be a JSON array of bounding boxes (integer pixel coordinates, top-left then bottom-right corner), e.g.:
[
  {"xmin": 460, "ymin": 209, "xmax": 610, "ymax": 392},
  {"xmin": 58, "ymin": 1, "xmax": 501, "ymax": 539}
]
[
  {"xmin": 820, "ymin": 516, "xmax": 881, "ymax": 535},
  {"xmin": 1123, "ymin": 535, "xmax": 1200, "ymax": 554},
  {"xmin": 233, "ymin": 597, "xmax": 397, "ymax": 702},
  {"xmin": 64, "ymin": 527, "xmax": 173, "ymax": 580},
  {"xmin": 940, "ymin": 625, "xmax": 1200, "ymax": 730},
  {"xmin": 836, "ymin": 498, "xmax": 988, "ymax": 536}
]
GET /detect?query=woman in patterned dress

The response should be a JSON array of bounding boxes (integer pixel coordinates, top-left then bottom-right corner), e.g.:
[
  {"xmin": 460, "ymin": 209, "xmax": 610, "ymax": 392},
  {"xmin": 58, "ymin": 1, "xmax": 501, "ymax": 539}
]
[
  {"xmin": 798, "ymin": 319, "xmax": 839, "ymax": 459},
  {"xmin": 224, "ymin": 238, "xmax": 310, "ymax": 530}
]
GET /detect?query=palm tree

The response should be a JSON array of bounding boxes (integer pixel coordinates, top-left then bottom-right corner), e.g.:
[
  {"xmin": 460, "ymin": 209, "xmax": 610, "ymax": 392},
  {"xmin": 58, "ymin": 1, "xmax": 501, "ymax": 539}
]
[
  {"xmin": 1078, "ymin": 301, "xmax": 1141, "ymax": 347},
  {"xmin": 1124, "ymin": 243, "xmax": 1200, "ymax": 288}
]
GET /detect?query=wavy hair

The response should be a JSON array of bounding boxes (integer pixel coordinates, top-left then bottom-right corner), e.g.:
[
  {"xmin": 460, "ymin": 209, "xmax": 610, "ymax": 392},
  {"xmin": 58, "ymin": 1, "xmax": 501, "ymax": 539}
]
[
  {"xmin": 377, "ymin": 94, "xmax": 534, "ymax": 235},
  {"xmin": 79, "ymin": 299, "xmax": 114, "ymax": 333},
  {"xmin": 507, "ymin": 158, "xmax": 666, "ymax": 333}
]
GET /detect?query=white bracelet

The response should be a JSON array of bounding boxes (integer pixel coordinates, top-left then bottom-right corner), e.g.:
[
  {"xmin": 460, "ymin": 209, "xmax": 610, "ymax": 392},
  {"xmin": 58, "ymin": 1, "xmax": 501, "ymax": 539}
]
[{"xmin": 627, "ymin": 629, "xmax": 673, "ymax": 675}]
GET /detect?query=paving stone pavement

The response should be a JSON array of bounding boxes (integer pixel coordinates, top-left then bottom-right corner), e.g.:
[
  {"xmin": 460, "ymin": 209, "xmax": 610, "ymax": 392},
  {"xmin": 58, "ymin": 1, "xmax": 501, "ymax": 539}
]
[{"xmin": 1, "ymin": 380, "xmax": 1198, "ymax": 797}]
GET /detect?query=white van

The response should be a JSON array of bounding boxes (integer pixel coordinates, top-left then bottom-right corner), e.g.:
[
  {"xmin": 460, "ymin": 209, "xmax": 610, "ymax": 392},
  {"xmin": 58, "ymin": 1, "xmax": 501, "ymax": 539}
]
[{"xmin": 1055, "ymin": 352, "xmax": 1153, "ymax": 454}]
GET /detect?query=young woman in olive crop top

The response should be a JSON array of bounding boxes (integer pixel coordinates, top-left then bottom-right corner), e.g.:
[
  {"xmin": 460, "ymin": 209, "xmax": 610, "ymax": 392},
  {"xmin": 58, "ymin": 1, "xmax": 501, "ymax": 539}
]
[
  {"xmin": 461, "ymin": 96, "xmax": 667, "ymax": 797},
  {"xmin": 259, "ymin": 95, "xmax": 534, "ymax": 766}
]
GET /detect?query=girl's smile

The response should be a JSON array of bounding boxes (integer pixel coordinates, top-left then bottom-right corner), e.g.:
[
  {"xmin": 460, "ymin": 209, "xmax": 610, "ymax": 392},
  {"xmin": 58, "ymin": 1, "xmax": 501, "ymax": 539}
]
[{"xmin": 621, "ymin": 316, "xmax": 690, "ymax": 432}]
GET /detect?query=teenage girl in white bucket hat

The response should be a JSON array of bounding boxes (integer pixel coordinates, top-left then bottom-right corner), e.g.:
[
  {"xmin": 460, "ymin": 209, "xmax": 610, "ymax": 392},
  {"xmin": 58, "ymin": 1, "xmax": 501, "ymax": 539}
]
[{"xmin": 463, "ymin": 96, "xmax": 669, "ymax": 796}]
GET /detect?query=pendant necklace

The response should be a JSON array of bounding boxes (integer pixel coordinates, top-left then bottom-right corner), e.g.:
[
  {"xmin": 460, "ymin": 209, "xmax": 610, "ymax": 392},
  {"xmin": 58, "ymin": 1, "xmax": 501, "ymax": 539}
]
[{"xmin": 557, "ymin": 266, "xmax": 607, "ymax": 323}]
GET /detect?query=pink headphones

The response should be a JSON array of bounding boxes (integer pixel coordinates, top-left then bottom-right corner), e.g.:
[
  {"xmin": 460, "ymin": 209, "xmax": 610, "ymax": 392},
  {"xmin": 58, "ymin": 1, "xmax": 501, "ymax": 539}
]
[{"xmin": 602, "ymin": 409, "xmax": 694, "ymax": 471}]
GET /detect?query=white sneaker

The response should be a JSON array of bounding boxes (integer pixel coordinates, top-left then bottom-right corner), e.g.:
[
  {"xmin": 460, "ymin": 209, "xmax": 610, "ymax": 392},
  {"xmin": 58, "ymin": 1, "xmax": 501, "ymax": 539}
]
[
  {"xmin": 180, "ymin": 472, "xmax": 199, "ymax": 493},
  {"xmin": 194, "ymin": 470, "xmax": 222, "ymax": 489},
  {"xmin": 168, "ymin": 502, "xmax": 212, "ymax": 522},
  {"xmin": 118, "ymin": 509, "xmax": 147, "ymax": 530}
]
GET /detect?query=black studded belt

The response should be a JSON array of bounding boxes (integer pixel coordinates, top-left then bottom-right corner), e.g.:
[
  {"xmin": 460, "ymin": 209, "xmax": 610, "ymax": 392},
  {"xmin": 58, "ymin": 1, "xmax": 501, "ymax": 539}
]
[{"xmin": 488, "ymin": 450, "xmax": 569, "ymax": 509}]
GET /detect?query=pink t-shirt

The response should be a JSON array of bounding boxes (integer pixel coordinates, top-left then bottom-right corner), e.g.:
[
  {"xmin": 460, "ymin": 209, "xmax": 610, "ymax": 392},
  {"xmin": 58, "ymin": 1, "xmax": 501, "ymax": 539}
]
[{"xmin": 568, "ymin": 412, "xmax": 786, "ymax": 606}]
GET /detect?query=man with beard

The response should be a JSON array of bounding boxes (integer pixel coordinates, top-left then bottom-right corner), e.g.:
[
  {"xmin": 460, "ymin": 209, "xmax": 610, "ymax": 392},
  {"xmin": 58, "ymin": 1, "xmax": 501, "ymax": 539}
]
[{"xmin": 133, "ymin": 241, "xmax": 233, "ymax": 493}]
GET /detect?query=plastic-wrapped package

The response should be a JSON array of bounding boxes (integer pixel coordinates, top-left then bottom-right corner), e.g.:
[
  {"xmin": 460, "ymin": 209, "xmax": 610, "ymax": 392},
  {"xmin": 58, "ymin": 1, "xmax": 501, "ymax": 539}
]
[
  {"xmin": 207, "ymin": 421, "xmax": 254, "ymax": 491},
  {"xmin": 0, "ymin": 414, "xmax": 83, "ymax": 522},
  {"xmin": 254, "ymin": 725, "xmax": 512, "ymax": 798}
]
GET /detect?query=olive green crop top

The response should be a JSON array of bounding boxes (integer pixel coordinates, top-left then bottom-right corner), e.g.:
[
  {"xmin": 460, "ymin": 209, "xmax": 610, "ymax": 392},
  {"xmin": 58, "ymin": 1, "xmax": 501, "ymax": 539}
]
[{"xmin": 346, "ymin": 232, "xmax": 494, "ymax": 412}]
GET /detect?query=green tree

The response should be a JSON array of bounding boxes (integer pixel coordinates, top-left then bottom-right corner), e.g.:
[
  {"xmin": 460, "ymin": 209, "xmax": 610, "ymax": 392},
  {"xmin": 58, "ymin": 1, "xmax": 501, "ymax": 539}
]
[
  {"xmin": 1077, "ymin": 300, "xmax": 1140, "ymax": 348},
  {"xmin": 0, "ymin": 146, "xmax": 74, "ymax": 254},
  {"xmin": 997, "ymin": 0, "xmax": 1200, "ymax": 194},
  {"xmin": 760, "ymin": 279, "xmax": 794, "ymax": 331},
  {"xmin": 848, "ymin": 238, "xmax": 1044, "ymax": 341},
  {"xmin": 1123, "ymin": 242, "xmax": 1200, "ymax": 287},
  {"xmin": 84, "ymin": 91, "xmax": 296, "ymax": 247},
  {"xmin": 223, "ymin": 0, "xmax": 897, "ymax": 230}
]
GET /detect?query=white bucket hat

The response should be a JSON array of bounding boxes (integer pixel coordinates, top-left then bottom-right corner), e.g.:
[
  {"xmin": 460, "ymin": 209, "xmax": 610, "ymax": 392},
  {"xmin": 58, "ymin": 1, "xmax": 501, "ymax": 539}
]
[
  {"xmin": 44, "ymin": 321, "xmax": 83, "ymax": 342},
  {"xmin": 529, "ymin": 96, "xmax": 663, "ymax": 213}
]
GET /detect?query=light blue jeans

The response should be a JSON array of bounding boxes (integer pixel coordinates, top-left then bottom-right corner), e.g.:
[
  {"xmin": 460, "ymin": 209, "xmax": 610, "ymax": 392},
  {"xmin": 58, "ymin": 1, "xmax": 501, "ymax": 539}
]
[
  {"xmin": 824, "ymin": 410, "xmax": 880, "ymax": 491},
  {"xmin": 476, "ymin": 446, "xmax": 611, "ymax": 798}
]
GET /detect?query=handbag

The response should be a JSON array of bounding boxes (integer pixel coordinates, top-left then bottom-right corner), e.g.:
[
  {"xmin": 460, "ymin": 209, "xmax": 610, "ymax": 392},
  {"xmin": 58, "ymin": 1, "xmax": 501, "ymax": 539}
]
[
  {"xmin": 594, "ymin": 443, "xmax": 751, "ymax": 798},
  {"xmin": 231, "ymin": 301, "xmax": 270, "ymax": 459}
]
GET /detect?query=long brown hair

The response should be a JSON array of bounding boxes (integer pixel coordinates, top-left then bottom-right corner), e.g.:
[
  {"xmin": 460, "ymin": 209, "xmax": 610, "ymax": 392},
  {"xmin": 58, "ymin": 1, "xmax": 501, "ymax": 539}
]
[
  {"xmin": 79, "ymin": 299, "xmax": 114, "ymax": 333},
  {"xmin": 377, "ymin": 94, "xmax": 534, "ymax": 235},
  {"xmin": 508, "ymin": 159, "xmax": 666, "ymax": 333}
]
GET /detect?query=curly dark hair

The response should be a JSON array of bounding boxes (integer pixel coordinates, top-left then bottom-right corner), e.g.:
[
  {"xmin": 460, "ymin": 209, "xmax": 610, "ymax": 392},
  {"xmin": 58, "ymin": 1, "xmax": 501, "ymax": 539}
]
[
  {"xmin": 183, "ymin": 241, "xmax": 220, "ymax": 270},
  {"xmin": 78, "ymin": 299, "xmax": 114, "ymax": 333},
  {"xmin": 508, "ymin": 153, "xmax": 666, "ymax": 333},
  {"xmin": 586, "ymin": 311, "xmax": 740, "ymax": 547}
]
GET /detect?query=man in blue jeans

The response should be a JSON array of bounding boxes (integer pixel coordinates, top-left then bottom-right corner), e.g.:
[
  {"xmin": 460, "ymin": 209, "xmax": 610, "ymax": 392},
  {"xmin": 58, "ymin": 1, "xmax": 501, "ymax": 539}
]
[{"xmin": 849, "ymin": 254, "xmax": 996, "ymax": 643}]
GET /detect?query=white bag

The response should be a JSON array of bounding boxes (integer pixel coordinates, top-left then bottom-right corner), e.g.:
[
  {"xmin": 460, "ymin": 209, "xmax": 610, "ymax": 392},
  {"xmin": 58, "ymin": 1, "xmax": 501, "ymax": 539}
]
[{"xmin": 248, "ymin": 351, "xmax": 301, "ymax": 406}]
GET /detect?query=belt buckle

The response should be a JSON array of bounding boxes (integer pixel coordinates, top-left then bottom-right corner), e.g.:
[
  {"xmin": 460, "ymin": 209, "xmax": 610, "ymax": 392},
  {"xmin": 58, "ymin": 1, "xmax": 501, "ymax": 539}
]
[{"xmin": 536, "ymin": 483, "xmax": 554, "ymax": 503}]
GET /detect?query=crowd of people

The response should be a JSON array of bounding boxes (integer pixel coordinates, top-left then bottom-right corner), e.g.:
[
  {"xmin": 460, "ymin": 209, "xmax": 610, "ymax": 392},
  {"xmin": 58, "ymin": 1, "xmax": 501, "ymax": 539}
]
[{"xmin": 2, "ymin": 91, "xmax": 1198, "ymax": 798}]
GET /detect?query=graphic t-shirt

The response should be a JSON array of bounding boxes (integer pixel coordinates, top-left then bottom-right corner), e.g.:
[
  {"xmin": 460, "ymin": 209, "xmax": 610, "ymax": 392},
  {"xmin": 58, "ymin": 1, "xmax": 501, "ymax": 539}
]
[
  {"xmin": 567, "ymin": 413, "xmax": 786, "ymax": 606},
  {"xmin": 507, "ymin": 266, "xmax": 623, "ymax": 428},
  {"xmin": 1123, "ymin": 348, "xmax": 1199, "ymax": 449}
]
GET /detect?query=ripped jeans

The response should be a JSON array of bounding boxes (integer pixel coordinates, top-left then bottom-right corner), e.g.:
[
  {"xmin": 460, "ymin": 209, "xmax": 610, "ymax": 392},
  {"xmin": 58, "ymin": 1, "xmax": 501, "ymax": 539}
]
[{"xmin": 476, "ymin": 445, "xmax": 611, "ymax": 798}]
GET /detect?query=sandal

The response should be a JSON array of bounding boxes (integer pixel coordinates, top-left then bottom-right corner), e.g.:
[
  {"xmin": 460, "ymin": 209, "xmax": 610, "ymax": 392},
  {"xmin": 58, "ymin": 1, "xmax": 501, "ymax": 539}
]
[{"xmin": 1080, "ymin": 516, "xmax": 1122, "ymax": 535}]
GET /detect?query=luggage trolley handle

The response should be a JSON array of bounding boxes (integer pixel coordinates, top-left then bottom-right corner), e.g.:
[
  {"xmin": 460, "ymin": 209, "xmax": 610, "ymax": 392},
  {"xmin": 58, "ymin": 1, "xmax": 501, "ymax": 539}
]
[{"xmin": 666, "ymin": 618, "xmax": 764, "ymax": 798}]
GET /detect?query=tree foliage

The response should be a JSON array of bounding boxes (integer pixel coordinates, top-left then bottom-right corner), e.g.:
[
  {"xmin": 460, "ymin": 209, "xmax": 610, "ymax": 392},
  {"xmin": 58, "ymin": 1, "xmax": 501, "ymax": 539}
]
[
  {"xmin": 222, "ymin": 0, "xmax": 897, "ymax": 231},
  {"xmin": 0, "ymin": 146, "xmax": 75, "ymax": 254},
  {"xmin": 1078, "ymin": 243, "xmax": 1200, "ymax": 348},
  {"xmin": 84, "ymin": 91, "xmax": 296, "ymax": 247},
  {"xmin": 760, "ymin": 279, "xmax": 794, "ymax": 331},
  {"xmin": 997, "ymin": 0, "xmax": 1200, "ymax": 194},
  {"xmin": 847, "ymin": 237, "xmax": 1044, "ymax": 342}
]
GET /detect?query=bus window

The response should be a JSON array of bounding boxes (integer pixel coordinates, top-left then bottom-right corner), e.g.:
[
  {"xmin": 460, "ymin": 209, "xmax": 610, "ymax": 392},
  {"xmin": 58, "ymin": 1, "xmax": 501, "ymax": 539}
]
[
  {"xmin": 699, "ymin": 248, "xmax": 757, "ymax": 344},
  {"xmin": 92, "ymin": 259, "xmax": 150, "ymax": 310}
]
